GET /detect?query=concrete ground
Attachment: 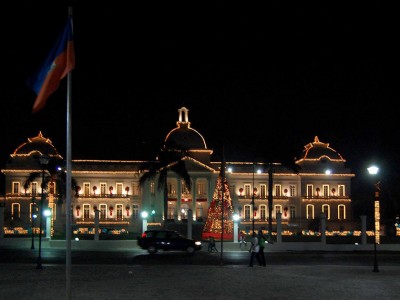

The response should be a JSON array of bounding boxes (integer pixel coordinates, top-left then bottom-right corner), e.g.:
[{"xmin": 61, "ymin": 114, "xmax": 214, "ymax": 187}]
[
  {"xmin": 1, "ymin": 238, "xmax": 400, "ymax": 300},
  {"xmin": 1, "ymin": 263, "xmax": 399, "ymax": 300}
]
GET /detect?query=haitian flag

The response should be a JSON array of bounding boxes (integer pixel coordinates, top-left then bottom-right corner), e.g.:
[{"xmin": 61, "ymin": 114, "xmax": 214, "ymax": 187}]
[{"xmin": 30, "ymin": 15, "xmax": 75, "ymax": 113}]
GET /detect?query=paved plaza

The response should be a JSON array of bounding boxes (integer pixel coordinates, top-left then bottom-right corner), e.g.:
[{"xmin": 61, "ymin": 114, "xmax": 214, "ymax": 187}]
[
  {"xmin": 1, "ymin": 263, "xmax": 400, "ymax": 300},
  {"xmin": 1, "ymin": 238, "xmax": 400, "ymax": 299}
]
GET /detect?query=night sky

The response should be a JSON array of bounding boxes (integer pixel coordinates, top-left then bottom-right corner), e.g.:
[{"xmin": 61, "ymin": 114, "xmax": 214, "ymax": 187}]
[{"xmin": 2, "ymin": 1, "xmax": 399, "ymax": 213}]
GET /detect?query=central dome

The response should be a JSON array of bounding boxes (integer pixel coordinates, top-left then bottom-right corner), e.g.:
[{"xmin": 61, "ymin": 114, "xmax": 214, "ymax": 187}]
[{"xmin": 164, "ymin": 107, "xmax": 207, "ymax": 150}]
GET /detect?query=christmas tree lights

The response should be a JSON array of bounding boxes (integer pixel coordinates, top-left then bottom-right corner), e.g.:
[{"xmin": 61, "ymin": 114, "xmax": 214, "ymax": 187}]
[{"xmin": 202, "ymin": 174, "xmax": 234, "ymax": 240}]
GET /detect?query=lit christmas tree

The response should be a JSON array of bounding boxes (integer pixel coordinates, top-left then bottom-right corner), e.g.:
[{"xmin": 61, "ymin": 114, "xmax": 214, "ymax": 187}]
[{"xmin": 202, "ymin": 174, "xmax": 234, "ymax": 240}]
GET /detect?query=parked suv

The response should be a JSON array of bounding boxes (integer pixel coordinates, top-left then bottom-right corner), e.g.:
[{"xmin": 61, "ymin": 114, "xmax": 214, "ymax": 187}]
[{"xmin": 137, "ymin": 230, "xmax": 202, "ymax": 254}]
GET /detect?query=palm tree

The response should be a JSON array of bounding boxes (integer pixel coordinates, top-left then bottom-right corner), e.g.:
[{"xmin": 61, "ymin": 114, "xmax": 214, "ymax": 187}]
[
  {"xmin": 139, "ymin": 145, "xmax": 192, "ymax": 230},
  {"xmin": 24, "ymin": 157, "xmax": 77, "ymax": 206}
]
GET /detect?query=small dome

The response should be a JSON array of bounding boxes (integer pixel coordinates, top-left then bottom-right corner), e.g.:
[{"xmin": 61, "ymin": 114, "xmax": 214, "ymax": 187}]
[
  {"xmin": 164, "ymin": 107, "xmax": 207, "ymax": 150},
  {"xmin": 298, "ymin": 136, "xmax": 344, "ymax": 161},
  {"xmin": 11, "ymin": 131, "xmax": 62, "ymax": 159}
]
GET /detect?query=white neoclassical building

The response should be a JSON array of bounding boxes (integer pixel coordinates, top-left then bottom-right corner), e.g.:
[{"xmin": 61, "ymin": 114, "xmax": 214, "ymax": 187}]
[{"xmin": 1, "ymin": 107, "xmax": 355, "ymax": 238}]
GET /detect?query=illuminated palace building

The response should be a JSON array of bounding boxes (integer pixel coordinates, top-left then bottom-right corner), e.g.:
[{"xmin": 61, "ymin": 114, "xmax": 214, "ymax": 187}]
[{"xmin": 1, "ymin": 107, "xmax": 355, "ymax": 238}]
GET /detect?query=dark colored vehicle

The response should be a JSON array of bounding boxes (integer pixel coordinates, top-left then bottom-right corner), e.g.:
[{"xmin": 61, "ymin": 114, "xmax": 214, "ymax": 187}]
[{"xmin": 137, "ymin": 230, "xmax": 202, "ymax": 254}]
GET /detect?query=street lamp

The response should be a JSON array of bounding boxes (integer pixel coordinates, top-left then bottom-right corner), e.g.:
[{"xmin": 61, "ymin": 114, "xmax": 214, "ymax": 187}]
[
  {"xmin": 37, "ymin": 155, "xmax": 49, "ymax": 269},
  {"xmin": 367, "ymin": 165, "xmax": 380, "ymax": 273},
  {"xmin": 30, "ymin": 197, "xmax": 36, "ymax": 250}
]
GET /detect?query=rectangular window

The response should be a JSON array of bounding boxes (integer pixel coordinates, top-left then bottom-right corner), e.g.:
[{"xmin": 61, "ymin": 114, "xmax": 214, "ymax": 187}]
[
  {"xmin": 290, "ymin": 185, "xmax": 296, "ymax": 197},
  {"xmin": 323, "ymin": 185, "xmax": 329, "ymax": 197},
  {"xmin": 132, "ymin": 204, "xmax": 139, "ymax": 220},
  {"xmin": 12, "ymin": 182, "xmax": 20, "ymax": 195},
  {"xmin": 116, "ymin": 183, "xmax": 123, "ymax": 196},
  {"xmin": 260, "ymin": 184, "xmax": 267, "ymax": 199},
  {"xmin": 83, "ymin": 204, "xmax": 90, "ymax": 219},
  {"xmin": 132, "ymin": 182, "xmax": 139, "ymax": 196},
  {"xmin": 244, "ymin": 184, "xmax": 251, "ymax": 198},
  {"xmin": 181, "ymin": 180, "xmax": 190, "ymax": 194},
  {"xmin": 197, "ymin": 181, "xmax": 206, "ymax": 196},
  {"xmin": 289, "ymin": 206, "xmax": 296, "ymax": 219},
  {"xmin": 260, "ymin": 205, "xmax": 266, "ymax": 220},
  {"xmin": 275, "ymin": 184, "xmax": 281, "ymax": 197},
  {"xmin": 116, "ymin": 204, "xmax": 123, "ymax": 220},
  {"xmin": 100, "ymin": 204, "xmax": 107, "ymax": 219},
  {"xmin": 244, "ymin": 205, "xmax": 251, "ymax": 220},
  {"xmin": 338, "ymin": 185, "xmax": 345, "ymax": 197},
  {"xmin": 307, "ymin": 184, "xmax": 313, "ymax": 197},
  {"xmin": 83, "ymin": 183, "xmax": 90, "ymax": 196},
  {"xmin": 168, "ymin": 182, "xmax": 176, "ymax": 195},
  {"xmin": 31, "ymin": 182, "xmax": 38, "ymax": 196},
  {"xmin": 100, "ymin": 183, "xmax": 107, "ymax": 196}
]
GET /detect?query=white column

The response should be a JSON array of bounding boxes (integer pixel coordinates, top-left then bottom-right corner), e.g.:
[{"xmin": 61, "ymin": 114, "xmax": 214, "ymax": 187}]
[{"xmin": 234, "ymin": 222, "xmax": 239, "ymax": 243}]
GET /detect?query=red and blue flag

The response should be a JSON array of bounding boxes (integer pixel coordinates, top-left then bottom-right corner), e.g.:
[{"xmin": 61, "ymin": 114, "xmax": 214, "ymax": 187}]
[{"xmin": 30, "ymin": 16, "xmax": 75, "ymax": 113}]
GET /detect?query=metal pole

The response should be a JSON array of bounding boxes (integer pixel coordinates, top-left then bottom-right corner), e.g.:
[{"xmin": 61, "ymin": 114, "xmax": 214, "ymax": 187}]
[
  {"xmin": 373, "ymin": 240, "xmax": 378, "ymax": 272},
  {"xmin": 36, "ymin": 165, "xmax": 45, "ymax": 269},
  {"xmin": 252, "ymin": 162, "xmax": 255, "ymax": 234},
  {"xmin": 31, "ymin": 197, "xmax": 35, "ymax": 250}
]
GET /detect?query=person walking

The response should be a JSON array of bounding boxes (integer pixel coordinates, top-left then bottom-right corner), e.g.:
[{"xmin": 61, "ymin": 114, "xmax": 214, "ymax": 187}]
[
  {"xmin": 248, "ymin": 232, "xmax": 261, "ymax": 267},
  {"xmin": 239, "ymin": 232, "xmax": 247, "ymax": 250},
  {"xmin": 208, "ymin": 236, "xmax": 218, "ymax": 252},
  {"xmin": 257, "ymin": 230, "xmax": 267, "ymax": 267}
]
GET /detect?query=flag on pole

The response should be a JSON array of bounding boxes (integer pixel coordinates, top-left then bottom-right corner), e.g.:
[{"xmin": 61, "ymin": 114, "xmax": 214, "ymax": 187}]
[{"xmin": 30, "ymin": 16, "xmax": 75, "ymax": 113}]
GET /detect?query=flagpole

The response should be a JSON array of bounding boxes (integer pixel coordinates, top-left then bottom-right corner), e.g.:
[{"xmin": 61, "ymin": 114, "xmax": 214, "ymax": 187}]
[{"xmin": 65, "ymin": 6, "xmax": 73, "ymax": 300}]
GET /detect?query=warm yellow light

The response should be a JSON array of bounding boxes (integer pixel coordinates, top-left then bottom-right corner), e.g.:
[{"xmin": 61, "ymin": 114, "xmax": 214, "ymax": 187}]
[{"xmin": 375, "ymin": 200, "xmax": 380, "ymax": 244}]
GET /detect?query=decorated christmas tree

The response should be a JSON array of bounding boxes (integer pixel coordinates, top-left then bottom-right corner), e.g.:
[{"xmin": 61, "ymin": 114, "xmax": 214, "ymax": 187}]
[{"xmin": 202, "ymin": 174, "xmax": 234, "ymax": 240}]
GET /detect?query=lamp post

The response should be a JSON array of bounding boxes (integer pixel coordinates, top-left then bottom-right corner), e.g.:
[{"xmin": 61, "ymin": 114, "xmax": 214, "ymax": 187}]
[
  {"xmin": 252, "ymin": 162, "xmax": 255, "ymax": 234},
  {"xmin": 37, "ymin": 155, "xmax": 49, "ymax": 269},
  {"xmin": 367, "ymin": 165, "xmax": 380, "ymax": 273},
  {"xmin": 30, "ymin": 197, "xmax": 36, "ymax": 249}
]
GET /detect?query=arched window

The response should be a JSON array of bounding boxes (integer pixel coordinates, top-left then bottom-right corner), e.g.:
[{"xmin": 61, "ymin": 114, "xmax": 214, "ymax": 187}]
[
  {"xmin": 259, "ymin": 205, "xmax": 267, "ymax": 221},
  {"xmin": 338, "ymin": 204, "xmax": 346, "ymax": 220},
  {"xmin": 306, "ymin": 204, "xmax": 314, "ymax": 219},
  {"xmin": 12, "ymin": 203, "xmax": 20, "ymax": 219},
  {"xmin": 244, "ymin": 205, "xmax": 251, "ymax": 220},
  {"xmin": 274, "ymin": 205, "xmax": 282, "ymax": 219},
  {"xmin": 322, "ymin": 204, "xmax": 330, "ymax": 219}
]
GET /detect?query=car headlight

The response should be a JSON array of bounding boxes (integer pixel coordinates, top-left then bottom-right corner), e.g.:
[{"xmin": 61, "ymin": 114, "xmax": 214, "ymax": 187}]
[{"xmin": 195, "ymin": 241, "xmax": 201, "ymax": 246}]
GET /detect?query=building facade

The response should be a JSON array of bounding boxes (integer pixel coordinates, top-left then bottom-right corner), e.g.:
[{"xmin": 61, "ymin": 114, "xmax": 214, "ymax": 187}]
[{"xmin": 1, "ymin": 107, "xmax": 355, "ymax": 238}]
